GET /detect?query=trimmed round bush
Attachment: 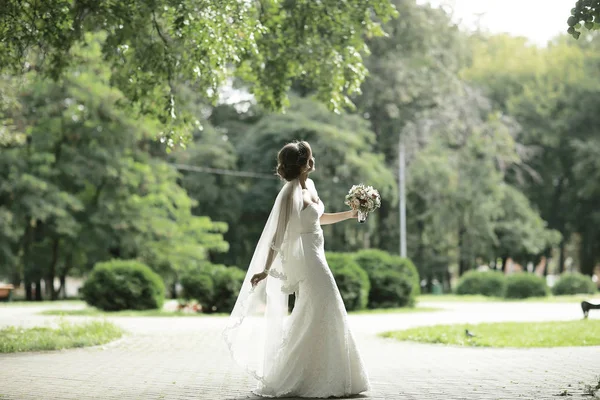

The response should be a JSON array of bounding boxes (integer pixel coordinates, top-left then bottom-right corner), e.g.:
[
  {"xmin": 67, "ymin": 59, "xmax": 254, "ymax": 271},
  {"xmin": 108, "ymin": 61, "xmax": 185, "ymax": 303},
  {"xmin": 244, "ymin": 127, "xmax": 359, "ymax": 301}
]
[
  {"xmin": 326, "ymin": 252, "xmax": 370, "ymax": 311},
  {"xmin": 455, "ymin": 270, "xmax": 506, "ymax": 297},
  {"xmin": 366, "ymin": 268, "xmax": 413, "ymax": 308},
  {"xmin": 82, "ymin": 259, "xmax": 165, "ymax": 311},
  {"xmin": 180, "ymin": 264, "xmax": 245, "ymax": 313},
  {"xmin": 504, "ymin": 273, "xmax": 549, "ymax": 299},
  {"xmin": 180, "ymin": 271, "xmax": 214, "ymax": 309},
  {"xmin": 353, "ymin": 249, "xmax": 420, "ymax": 308},
  {"xmin": 552, "ymin": 272, "xmax": 597, "ymax": 295},
  {"xmin": 209, "ymin": 266, "xmax": 246, "ymax": 313}
]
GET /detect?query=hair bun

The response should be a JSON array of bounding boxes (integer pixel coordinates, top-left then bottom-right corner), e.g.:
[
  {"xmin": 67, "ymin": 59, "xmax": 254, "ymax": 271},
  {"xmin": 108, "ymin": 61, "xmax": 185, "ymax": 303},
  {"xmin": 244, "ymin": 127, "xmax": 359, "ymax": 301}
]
[{"xmin": 276, "ymin": 141, "xmax": 311, "ymax": 181}]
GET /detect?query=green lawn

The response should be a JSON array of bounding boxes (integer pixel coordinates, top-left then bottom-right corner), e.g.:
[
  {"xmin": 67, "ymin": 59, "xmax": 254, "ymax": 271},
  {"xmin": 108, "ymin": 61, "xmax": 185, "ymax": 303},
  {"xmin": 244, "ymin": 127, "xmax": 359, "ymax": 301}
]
[
  {"xmin": 0, "ymin": 320, "xmax": 124, "ymax": 353},
  {"xmin": 39, "ymin": 307, "xmax": 228, "ymax": 317},
  {"xmin": 351, "ymin": 306, "xmax": 441, "ymax": 314},
  {"xmin": 0, "ymin": 300, "xmax": 86, "ymax": 307},
  {"xmin": 381, "ymin": 320, "xmax": 600, "ymax": 348},
  {"xmin": 42, "ymin": 306, "xmax": 437, "ymax": 317},
  {"xmin": 418, "ymin": 294, "xmax": 596, "ymax": 303}
]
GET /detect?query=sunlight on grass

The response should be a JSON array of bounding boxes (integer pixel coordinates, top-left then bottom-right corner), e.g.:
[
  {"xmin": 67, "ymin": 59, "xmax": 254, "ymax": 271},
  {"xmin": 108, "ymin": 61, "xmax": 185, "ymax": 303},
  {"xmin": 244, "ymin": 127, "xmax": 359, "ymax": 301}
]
[
  {"xmin": 381, "ymin": 320, "xmax": 600, "ymax": 348},
  {"xmin": 418, "ymin": 294, "xmax": 595, "ymax": 303},
  {"xmin": 0, "ymin": 320, "xmax": 124, "ymax": 353},
  {"xmin": 351, "ymin": 307, "xmax": 441, "ymax": 314},
  {"xmin": 39, "ymin": 308, "xmax": 228, "ymax": 317},
  {"xmin": 0, "ymin": 300, "xmax": 86, "ymax": 307}
]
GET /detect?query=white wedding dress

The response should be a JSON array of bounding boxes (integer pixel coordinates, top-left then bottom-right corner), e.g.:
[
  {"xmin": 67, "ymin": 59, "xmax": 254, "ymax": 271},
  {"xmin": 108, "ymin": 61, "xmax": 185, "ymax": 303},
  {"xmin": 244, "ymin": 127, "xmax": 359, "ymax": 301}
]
[
  {"xmin": 254, "ymin": 198, "xmax": 370, "ymax": 398},
  {"xmin": 224, "ymin": 179, "xmax": 370, "ymax": 398}
]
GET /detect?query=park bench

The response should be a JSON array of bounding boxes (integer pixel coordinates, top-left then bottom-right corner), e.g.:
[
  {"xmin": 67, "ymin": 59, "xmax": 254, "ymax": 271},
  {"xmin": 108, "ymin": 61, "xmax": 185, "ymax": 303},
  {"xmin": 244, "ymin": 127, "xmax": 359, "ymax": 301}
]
[
  {"xmin": 0, "ymin": 284, "xmax": 14, "ymax": 302},
  {"xmin": 581, "ymin": 300, "xmax": 600, "ymax": 319}
]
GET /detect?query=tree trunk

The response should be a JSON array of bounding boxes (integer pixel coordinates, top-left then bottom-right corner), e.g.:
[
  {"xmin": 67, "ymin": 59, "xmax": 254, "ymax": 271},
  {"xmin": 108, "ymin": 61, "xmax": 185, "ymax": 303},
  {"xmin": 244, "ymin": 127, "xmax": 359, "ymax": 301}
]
[
  {"xmin": 11, "ymin": 268, "xmax": 20, "ymax": 288},
  {"xmin": 580, "ymin": 230, "xmax": 595, "ymax": 276},
  {"xmin": 426, "ymin": 272, "xmax": 433, "ymax": 294},
  {"xmin": 57, "ymin": 253, "xmax": 73, "ymax": 299},
  {"xmin": 58, "ymin": 274, "xmax": 67, "ymax": 299},
  {"xmin": 501, "ymin": 257, "xmax": 507, "ymax": 273},
  {"xmin": 22, "ymin": 222, "xmax": 35, "ymax": 301},
  {"xmin": 34, "ymin": 279, "xmax": 43, "ymax": 301},
  {"xmin": 25, "ymin": 279, "xmax": 32, "ymax": 301},
  {"xmin": 559, "ymin": 238, "xmax": 566, "ymax": 274},
  {"xmin": 171, "ymin": 281, "xmax": 177, "ymax": 299},
  {"xmin": 47, "ymin": 238, "xmax": 60, "ymax": 300},
  {"xmin": 444, "ymin": 267, "xmax": 452, "ymax": 293},
  {"xmin": 44, "ymin": 278, "xmax": 53, "ymax": 298},
  {"xmin": 458, "ymin": 225, "xmax": 469, "ymax": 276},
  {"xmin": 415, "ymin": 218, "xmax": 426, "ymax": 289}
]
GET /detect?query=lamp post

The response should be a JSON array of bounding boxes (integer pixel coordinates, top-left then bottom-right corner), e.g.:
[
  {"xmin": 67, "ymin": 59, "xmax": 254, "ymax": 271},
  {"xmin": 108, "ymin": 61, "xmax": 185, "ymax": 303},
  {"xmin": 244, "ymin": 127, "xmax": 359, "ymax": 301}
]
[{"xmin": 398, "ymin": 137, "xmax": 407, "ymax": 258}]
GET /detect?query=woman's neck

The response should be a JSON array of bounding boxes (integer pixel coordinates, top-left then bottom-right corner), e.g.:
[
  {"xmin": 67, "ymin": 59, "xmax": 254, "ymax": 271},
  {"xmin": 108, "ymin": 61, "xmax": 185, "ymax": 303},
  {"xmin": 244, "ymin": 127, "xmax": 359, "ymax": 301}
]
[{"xmin": 298, "ymin": 175, "xmax": 308, "ymax": 189}]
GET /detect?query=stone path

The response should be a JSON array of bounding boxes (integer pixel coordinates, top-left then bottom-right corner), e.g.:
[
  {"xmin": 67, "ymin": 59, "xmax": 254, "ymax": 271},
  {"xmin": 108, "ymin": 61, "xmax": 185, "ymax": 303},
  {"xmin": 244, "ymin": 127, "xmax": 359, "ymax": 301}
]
[{"xmin": 0, "ymin": 301, "xmax": 599, "ymax": 400}]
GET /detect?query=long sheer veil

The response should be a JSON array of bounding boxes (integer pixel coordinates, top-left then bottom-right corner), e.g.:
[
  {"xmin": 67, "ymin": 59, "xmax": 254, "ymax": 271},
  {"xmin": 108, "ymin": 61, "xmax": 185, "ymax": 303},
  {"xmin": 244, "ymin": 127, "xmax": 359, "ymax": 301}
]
[{"xmin": 223, "ymin": 178, "xmax": 305, "ymax": 386}]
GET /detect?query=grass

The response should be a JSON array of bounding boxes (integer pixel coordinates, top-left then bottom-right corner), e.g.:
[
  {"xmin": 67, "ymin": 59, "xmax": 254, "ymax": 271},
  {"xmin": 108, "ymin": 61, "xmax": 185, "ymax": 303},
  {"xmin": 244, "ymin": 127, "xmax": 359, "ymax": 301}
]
[
  {"xmin": 380, "ymin": 319, "xmax": 600, "ymax": 348},
  {"xmin": 0, "ymin": 319, "xmax": 124, "ymax": 353},
  {"xmin": 418, "ymin": 294, "xmax": 596, "ymax": 303},
  {"xmin": 39, "ymin": 304, "xmax": 440, "ymax": 317},
  {"xmin": 0, "ymin": 300, "xmax": 86, "ymax": 307},
  {"xmin": 39, "ymin": 307, "xmax": 228, "ymax": 317},
  {"xmin": 350, "ymin": 306, "xmax": 441, "ymax": 314}
]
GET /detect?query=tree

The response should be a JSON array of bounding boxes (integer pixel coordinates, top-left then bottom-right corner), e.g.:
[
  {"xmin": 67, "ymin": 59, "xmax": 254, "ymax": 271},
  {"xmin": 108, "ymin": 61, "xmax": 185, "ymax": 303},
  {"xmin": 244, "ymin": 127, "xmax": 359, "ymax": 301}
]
[
  {"xmin": 463, "ymin": 34, "xmax": 600, "ymax": 275},
  {"xmin": 493, "ymin": 185, "xmax": 561, "ymax": 267},
  {"xmin": 209, "ymin": 96, "xmax": 396, "ymax": 268},
  {"xmin": 404, "ymin": 84, "xmax": 558, "ymax": 285},
  {"xmin": 0, "ymin": 0, "xmax": 397, "ymax": 141},
  {"xmin": 352, "ymin": 0, "xmax": 468, "ymax": 254},
  {"xmin": 572, "ymin": 138, "xmax": 600, "ymax": 274},
  {"xmin": 0, "ymin": 34, "xmax": 228, "ymax": 299}
]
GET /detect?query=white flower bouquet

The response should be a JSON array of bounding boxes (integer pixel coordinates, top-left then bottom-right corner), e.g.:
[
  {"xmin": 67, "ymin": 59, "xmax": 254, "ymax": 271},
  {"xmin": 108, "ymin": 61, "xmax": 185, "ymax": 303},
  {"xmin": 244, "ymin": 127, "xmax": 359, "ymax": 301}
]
[{"xmin": 344, "ymin": 184, "xmax": 381, "ymax": 223}]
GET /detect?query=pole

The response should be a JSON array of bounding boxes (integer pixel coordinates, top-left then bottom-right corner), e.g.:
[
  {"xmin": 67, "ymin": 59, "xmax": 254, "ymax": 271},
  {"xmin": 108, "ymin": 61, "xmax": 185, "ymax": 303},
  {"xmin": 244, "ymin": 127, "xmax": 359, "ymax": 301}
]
[{"xmin": 399, "ymin": 137, "xmax": 407, "ymax": 258}]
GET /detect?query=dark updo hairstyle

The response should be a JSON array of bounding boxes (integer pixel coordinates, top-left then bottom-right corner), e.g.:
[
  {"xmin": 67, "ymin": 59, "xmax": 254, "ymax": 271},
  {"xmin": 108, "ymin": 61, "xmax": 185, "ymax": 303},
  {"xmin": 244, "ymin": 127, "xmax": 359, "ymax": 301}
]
[{"xmin": 276, "ymin": 141, "xmax": 312, "ymax": 181}]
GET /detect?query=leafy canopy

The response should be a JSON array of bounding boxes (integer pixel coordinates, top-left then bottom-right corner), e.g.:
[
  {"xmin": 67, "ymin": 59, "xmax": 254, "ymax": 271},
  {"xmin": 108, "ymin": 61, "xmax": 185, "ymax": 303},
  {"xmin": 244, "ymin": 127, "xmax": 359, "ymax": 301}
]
[{"xmin": 0, "ymin": 0, "xmax": 398, "ymax": 142}]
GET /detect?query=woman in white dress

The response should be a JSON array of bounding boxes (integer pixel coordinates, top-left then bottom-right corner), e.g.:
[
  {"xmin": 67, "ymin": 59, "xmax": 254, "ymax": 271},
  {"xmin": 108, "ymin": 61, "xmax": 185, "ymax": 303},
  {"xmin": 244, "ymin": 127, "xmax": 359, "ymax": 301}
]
[{"xmin": 223, "ymin": 141, "xmax": 370, "ymax": 398}]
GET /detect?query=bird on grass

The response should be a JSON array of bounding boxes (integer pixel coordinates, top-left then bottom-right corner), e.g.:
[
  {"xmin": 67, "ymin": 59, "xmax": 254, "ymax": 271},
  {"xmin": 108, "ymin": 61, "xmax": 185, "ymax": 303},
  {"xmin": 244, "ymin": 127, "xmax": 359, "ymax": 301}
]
[{"xmin": 465, "ymin": 329, "xmax": 476, "ymax": 338}]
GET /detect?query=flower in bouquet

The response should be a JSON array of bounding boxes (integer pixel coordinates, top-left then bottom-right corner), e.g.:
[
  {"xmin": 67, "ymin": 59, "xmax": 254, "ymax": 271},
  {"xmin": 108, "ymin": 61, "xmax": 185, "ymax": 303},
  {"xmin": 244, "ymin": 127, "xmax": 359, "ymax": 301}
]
[{"xmin": 344, "ymin": 184, "xmax": 381, "ymax": 223}]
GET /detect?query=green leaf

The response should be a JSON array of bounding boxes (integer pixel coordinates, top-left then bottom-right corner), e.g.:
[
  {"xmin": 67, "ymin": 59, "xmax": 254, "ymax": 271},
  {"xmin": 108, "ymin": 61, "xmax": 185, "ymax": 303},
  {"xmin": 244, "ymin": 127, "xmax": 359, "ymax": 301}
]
[{"xmin": 567, "ymin": 16, "xmax": 578, "ymax": 26}]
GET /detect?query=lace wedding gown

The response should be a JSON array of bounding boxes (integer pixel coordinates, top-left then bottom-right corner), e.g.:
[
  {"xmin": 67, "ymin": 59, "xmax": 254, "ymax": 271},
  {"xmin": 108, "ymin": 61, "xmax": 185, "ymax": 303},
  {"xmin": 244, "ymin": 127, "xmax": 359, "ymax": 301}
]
[{"xmin": 254, "ymin": 199, "xmax": 371, "ymax": 398}]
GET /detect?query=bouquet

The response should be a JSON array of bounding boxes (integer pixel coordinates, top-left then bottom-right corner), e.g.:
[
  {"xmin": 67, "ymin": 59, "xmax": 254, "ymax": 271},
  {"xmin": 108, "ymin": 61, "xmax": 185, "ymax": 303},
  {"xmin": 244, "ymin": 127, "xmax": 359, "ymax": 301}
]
[{"xmin": 344, "ymin": 184, "xmax": 381, "ymax": 223}]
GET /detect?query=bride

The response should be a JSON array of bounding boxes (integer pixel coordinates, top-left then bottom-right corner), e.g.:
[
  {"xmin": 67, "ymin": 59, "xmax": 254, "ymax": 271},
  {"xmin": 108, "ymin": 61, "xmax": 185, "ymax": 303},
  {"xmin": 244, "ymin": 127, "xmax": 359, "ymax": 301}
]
[{"xmin": 223, "ymin": 140, "xmax": 370, "ymax": 398}]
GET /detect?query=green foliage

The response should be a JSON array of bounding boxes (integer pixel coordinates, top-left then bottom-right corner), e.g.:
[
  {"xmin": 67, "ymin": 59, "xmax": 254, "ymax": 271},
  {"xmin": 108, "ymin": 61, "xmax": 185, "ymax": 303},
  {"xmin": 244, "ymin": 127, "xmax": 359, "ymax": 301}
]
[
  {"xmin": 353, "ymin": 0, "xmax": 469, "ymax": 257},
  {"xmin": 218, "ymin": 96, "xmax": 395, "ymax": 267},
  {"xmin": 180, "ymin": 270, "xmax": 214, "ymax": 308},
  {"xmin": 326, "ymin": 252, "xmax": 370, "ymax": 311},
  {"xmin": 552, "ymin": 272, "xmax": 597, "ymax": 295},
  {"xmin": 493, "ymin": 186, "xmax": 562, "ymax": 261},
  {"xmin": 177, "ymin": 264, "xmax": 242, "ymax": 313},
  {"xmin": 0, "ymin": 0, "xmax": 398, "ymax": 140},
  {"xmin": 504, "ymin": 273, "xmax": 549, "ymax": 299},
  {"xmin": 455, "ymin": 271, "xmax": 506, "ymax": 297},
  {"xmin": 81, "ymin": 260, "xmax": 165, "ymax": 311},
  {"xmin": 567, "ymin": 1, "xmax": 600, "ymax": 39},
  {"xmin": 0, "ymin": 35, "xmax": 228, "ymax": 298},
  {"xmin": 210, "ymin": 266, "xmax": 246, "ymax": 313},
  {"xmin": 353, "ymin": 249, "xmax": 419, "ymax": 308},
  {"xmin": 464, "ymin": 34, "xmax": 600, "ymax": 276}
]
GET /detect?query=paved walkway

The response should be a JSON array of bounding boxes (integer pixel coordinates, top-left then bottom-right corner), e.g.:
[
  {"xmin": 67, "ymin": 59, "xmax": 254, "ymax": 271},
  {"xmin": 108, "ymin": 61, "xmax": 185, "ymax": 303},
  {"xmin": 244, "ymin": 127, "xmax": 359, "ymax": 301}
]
[{"xmin": 0, "ymin": 301, "xmax": 599, "ymax": 400}]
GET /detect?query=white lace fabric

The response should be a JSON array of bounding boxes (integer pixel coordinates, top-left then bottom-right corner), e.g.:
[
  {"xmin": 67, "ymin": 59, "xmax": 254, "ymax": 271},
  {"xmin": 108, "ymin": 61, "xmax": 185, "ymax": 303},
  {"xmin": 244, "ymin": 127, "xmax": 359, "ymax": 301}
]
[{"xmin": 223, "ymin": 178, "xmax": 370, "ymax": 398}]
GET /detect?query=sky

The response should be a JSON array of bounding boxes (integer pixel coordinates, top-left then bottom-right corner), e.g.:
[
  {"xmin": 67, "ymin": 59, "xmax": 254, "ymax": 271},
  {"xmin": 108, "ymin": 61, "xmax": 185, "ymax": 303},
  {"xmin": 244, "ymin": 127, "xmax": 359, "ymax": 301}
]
[{"xmin": 418, "ymin": 0, "xmax": 575, "ymax": 46}]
